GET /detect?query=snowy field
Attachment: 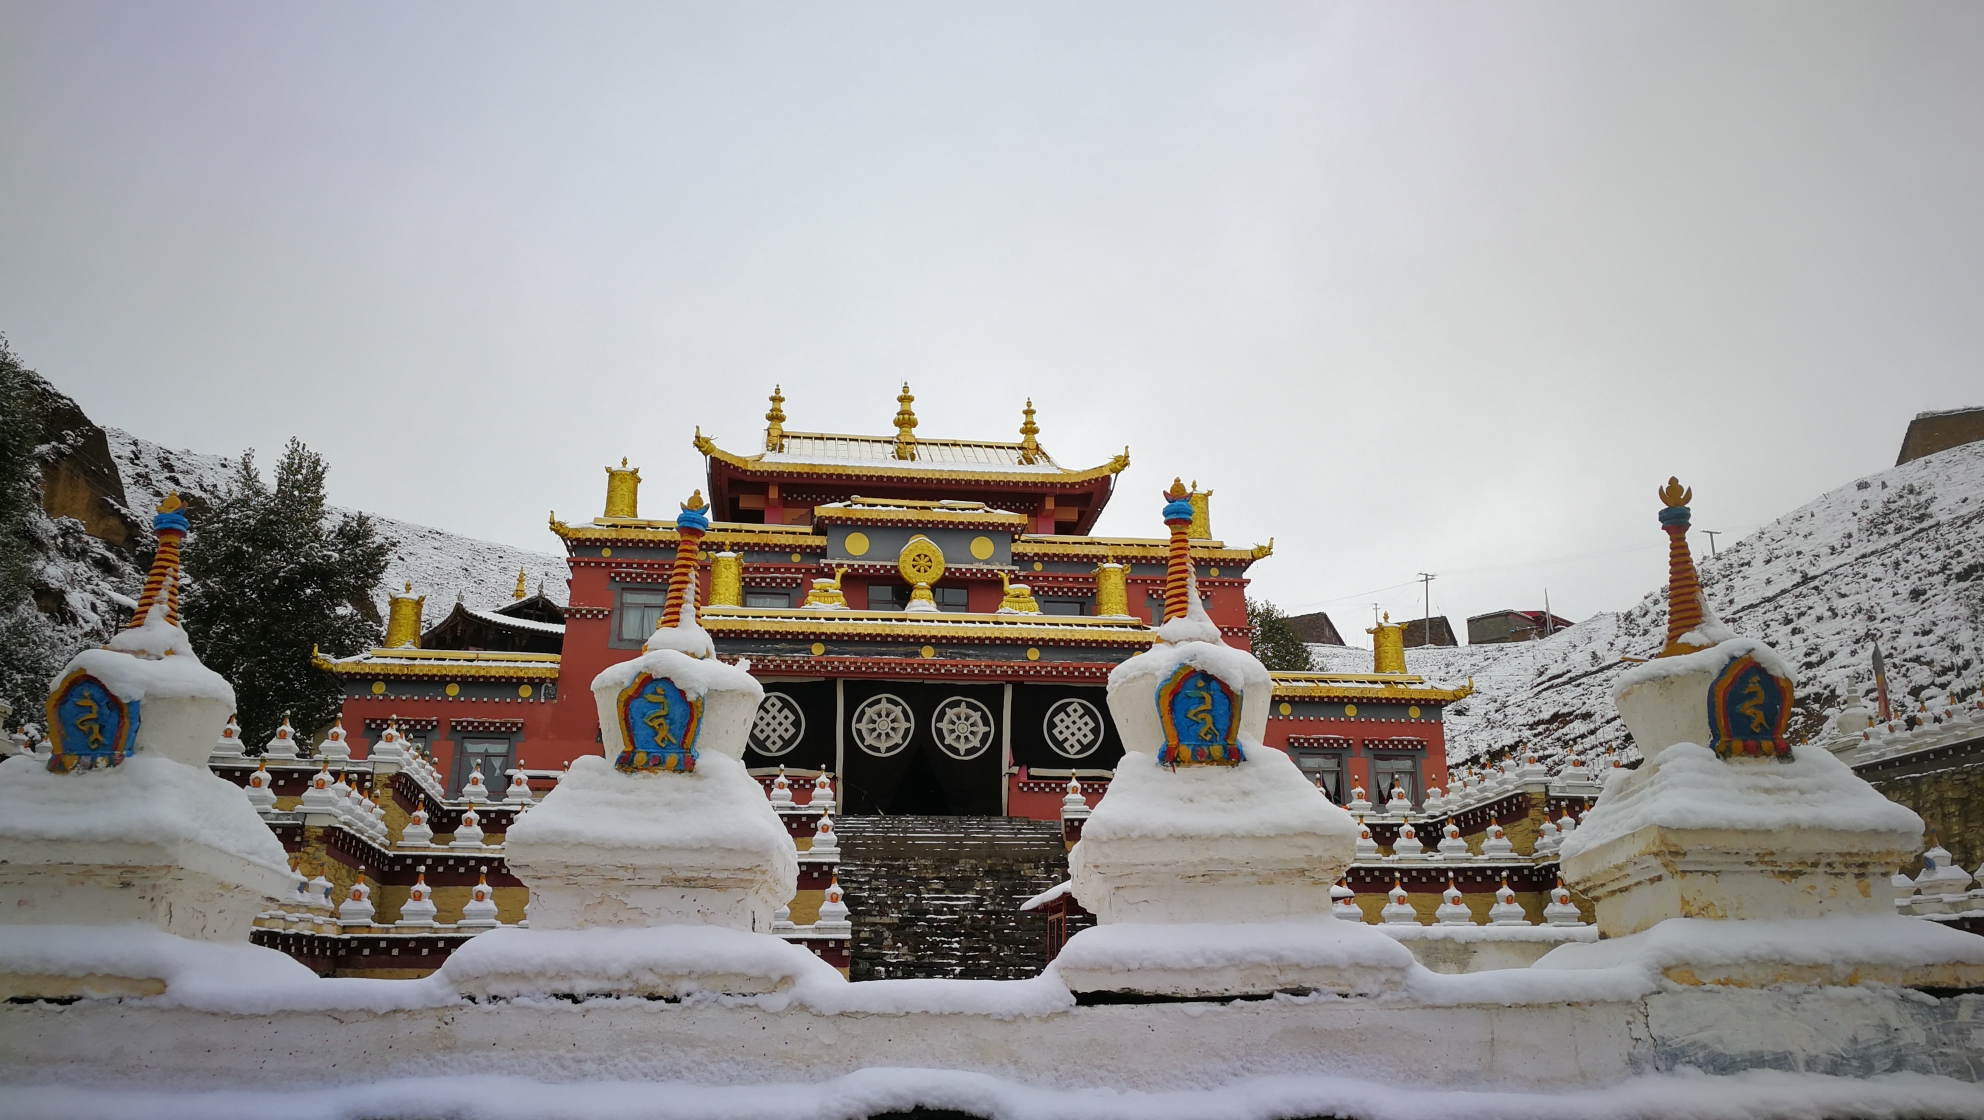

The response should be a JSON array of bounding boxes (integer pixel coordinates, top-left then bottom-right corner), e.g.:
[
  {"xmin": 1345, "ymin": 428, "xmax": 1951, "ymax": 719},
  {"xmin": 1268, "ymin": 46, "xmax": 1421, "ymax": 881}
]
[{"xmin": 1318, "ymin": 442, "xmax": 1984, "ymax": 767}]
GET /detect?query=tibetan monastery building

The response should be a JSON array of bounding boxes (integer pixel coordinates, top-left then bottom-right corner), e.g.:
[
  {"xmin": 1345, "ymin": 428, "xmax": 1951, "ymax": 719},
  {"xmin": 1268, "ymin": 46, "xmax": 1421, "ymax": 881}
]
[{"xmin": 322, "ymin": 387, "xmax": 1470, "ymax": 819}]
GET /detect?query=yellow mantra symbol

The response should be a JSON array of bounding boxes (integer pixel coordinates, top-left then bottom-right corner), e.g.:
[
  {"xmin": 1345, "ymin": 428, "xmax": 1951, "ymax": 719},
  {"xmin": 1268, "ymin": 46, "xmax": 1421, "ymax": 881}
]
[
  {"xmin": 642, "ymin": 684, "xmax": 678, "ymax": 747},
  {"xmin": 1738, "ymin": 677, "xmax": 1770, "ymax": 734},
  {"xmin": 1186, "ymin": 679, "xmax": 1220, "ymax": 742},
  {"xmin": 74, "ymin": 693, "xmax": 105, "ymax": 747}
]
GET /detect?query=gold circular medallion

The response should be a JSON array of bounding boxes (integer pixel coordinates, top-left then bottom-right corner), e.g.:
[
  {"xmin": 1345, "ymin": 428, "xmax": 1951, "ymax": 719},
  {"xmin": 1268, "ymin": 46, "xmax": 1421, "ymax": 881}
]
[
  {"xmin": 371, "ymin": 681, "xmax": 386, "ymax": 695},
  {"xmin": 1278, "ymin": 701, "xmax": 1292, "ymax": 716},
  {"xmin": 969, "ymin": 535, "xmax": 994, "ymax": 561},
  {"xmin": 791, "ymin": 552, "xmax": 802, "ymax": 563},
  {"xmin": 1344, "ymin": 703, "xmax": 1358, "ymax": 717},
  {"xmin": 600, "ymin": 547, "xmax": 612, "ymax": 557},
  {"xmin": 446, "ymin": 683, "xmax": 460, "ymax": 697},
  {"xmin": 519, "ymin": 684, "xmax": 533, "ymax": 698},
  {"xmin": 1210, "ymin": 567, "xmax": 1220, "ymax": 577},
  {"xmin": 844, "ymin": 532, "xmax": 870, "ymax": 558},
  {"xmin": 1408, "ymin": 705, "xmax": 1421, "ymax": 719},
  {"xmin": 1032, "ymin": 561, "xmax": 1043, "ymax": 572},
  {"xmin": 920, "ymin": 645, "xmax": 936, "ymax": 659},
  {"xmin": 811, "ymin": 642, "xmax": 826, "ymax": 656},
  {"xmin": 1026, "ymin": 647, "xmax": 1041, "ymax": 661},
  {"xmin": 898, "ymin": 536, "xmax": 945, "ymax": 585}
]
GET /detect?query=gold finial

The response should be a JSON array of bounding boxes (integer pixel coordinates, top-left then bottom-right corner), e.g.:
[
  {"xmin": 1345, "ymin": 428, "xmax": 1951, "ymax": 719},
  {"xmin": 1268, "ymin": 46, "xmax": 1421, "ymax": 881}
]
[
  {"xmin": 766, "ymin": 385, "xmax": 788, "ymax": 452},
  {"xmin": 682, "ymin": 489, "xmax": 707, "ymax": 513},
  {"xmin": 1659, "ymin": 477, "xmax": 1692, "ymax": 508},
  {"xmin": 893, "ymin": 383, "xmax": 918, "ymax": 460},
  {"xmin": 158, "ymin": 491, "xmax": 183, "ymax": 514},
  {"xmin": 1165, "ymin": 477, "xmax": 1189, "ymax": 501},
  {"xmin": 513, "ymin": 567, "xmax": 527, "ymax": 600},
  {"xmin": 1018, "ymin": 399, "xmax": 1042, "ymax": 464}
]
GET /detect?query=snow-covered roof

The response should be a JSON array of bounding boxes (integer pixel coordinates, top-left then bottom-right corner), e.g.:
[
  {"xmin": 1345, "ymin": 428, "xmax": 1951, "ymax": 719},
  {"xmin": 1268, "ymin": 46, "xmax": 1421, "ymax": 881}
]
[
  {"xmin": 770, "ymin": 432, "xmax": 1066, "ymax": 472},
  {"xmin": 464, "ymin": 607, "xmax": 565, "ymax": 636}
]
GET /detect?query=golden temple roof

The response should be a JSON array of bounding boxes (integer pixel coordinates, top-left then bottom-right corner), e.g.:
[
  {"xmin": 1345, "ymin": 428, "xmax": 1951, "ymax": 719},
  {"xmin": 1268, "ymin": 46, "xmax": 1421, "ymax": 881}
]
[
  {"xmin": 1269, "ymin": 671, "xmax": 1474, "ymax": 704},
  {"xmin": 316, "ymin": 646, "xmax": 563, "ymax": 681},
  {"xmin": 1012, "ymin": 535, "xmax": 1273, "ymax": 565},
  {"xmin": 697, "ymin": 606, "xmax": 1156, "ymax": 647},
  {"xmin": 695, "ymin": 427, "xmax": 1130, "ymax": 485}
]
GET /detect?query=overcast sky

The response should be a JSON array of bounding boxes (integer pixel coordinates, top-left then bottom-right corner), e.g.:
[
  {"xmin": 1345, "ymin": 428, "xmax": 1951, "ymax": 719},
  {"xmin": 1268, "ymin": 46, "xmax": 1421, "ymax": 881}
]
[{"xmin": 2, "ymin": 2, "xmax": 1979, "ymax": 642}]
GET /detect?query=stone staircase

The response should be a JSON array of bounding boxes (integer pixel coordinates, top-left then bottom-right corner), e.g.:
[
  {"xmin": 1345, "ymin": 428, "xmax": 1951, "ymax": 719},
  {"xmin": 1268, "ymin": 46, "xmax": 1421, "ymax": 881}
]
[{"xmin": 832, "ymin": 816, "xmax": 1082, "ymax": 981}]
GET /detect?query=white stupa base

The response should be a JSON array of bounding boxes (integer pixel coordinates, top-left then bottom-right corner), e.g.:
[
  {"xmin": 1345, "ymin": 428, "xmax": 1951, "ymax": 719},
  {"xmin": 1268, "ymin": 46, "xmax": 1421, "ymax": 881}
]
[
  {"xmin": 440, "ymin": 924, "xmax": 842, "ymax": 999},
  {"xmin": 0, "ymin": 841, "xmax": 290, "ymax": 942},
  {"xmin": 1053, "ymin": 917, "xmax": 1415, "ymax": 998},
  {"xmin": 1534, "ymin": 914, "xmax": 1984, "ymax": 989}
]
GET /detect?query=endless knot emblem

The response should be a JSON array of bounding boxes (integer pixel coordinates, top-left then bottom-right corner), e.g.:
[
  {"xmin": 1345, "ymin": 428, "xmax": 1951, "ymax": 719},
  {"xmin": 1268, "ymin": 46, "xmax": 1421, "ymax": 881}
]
[
  {"xmin": 851, "ymin": 694, "xmax": 915, "ymax": 757},
  {"xmin": 749, "ymin": 693, "xmax": 805, "ymax": 757},
  {"xmin": 1044, "ymin": 698, "xmax": 1104, "ymax": 760},
  {"xmin": 933, "ymin": 696, "xmax": 995, "ymax": 761}
]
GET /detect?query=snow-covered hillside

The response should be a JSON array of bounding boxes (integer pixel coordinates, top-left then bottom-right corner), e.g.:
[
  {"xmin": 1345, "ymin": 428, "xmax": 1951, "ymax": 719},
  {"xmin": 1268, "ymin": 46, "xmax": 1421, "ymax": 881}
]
[
  {"xmin": 1321, "ymin": 442, "xmax": 1984, "ymax": 766},
  {"xmin": 106, "ymin": 429, "xmax": 568, "ymax": 615}
]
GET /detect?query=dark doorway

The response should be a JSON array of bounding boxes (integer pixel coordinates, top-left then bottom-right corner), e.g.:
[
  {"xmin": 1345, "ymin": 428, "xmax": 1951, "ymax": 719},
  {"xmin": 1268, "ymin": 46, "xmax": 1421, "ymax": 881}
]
[{"xmin": 841, "ymin": 682, "xmax": 1003, "ymax": 816}]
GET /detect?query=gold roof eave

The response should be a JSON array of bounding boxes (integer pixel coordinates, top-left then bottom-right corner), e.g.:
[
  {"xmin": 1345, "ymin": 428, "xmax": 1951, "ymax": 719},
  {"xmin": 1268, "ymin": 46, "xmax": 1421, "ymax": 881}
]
[
  {"xmin": 698, "ymin": 606, "xmax": 1156, "ymax": 646},
  {"xmin": 696, "ymin": 431, "xmax": 1130, "ymax": 486},
  {"xmin": 1269, "ymin": 671, "xmax": 1474, "ymax": 704},
  {"xmin": 813, "ymin": 504, "xmax": 1030, "ymax": 529},
  {"xmin": 1013, "ymin": 535, "xmax": 1273, "ymax": 564},
  {"xmin": 551, "ymin": 514, "xmax": 828, "ymax": 550},
  {"xmin": 316, "ymin": 645, "xmax": 563, "ymax": 681}
]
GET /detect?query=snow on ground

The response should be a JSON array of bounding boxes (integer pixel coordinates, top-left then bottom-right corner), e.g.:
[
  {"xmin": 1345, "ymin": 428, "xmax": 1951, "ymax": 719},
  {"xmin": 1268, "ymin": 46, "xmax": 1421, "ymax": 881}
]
[
  {"xmin": 105, "ymin": 428, "xmax": 568, "ymax": 616},
  {"xmin": 7, "ymin": 1068, "xmax": 1983, "ymax": 1120},
  {"xmin": 1317, "ymin": 442, "xmax": 1984, "ymax": 767}
]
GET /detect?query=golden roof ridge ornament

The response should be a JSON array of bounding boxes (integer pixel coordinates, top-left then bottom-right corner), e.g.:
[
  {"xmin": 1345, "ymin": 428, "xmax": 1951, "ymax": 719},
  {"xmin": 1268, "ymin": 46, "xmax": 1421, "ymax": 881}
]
[
  {"xmin": 1656, "ymin": 476, "xmax": 1707, "ymax": 657},
  {"xmin": 765, "ymin": 385, "xmax": 788, "ymax": 452},
  {"xmin": 604, "ymin": 458, "xmax": 640, "ymax": 519},
  {"xmin": 513, "ymin": 567, "xmax": 528, "ymax": 601},
  {"xmin": 1018, "ymin": 399, "xmax": 1042, "ymax": 465},
  {"xmin": 893, "ymin": 383, "xmax": 918, "ymax": 461}
]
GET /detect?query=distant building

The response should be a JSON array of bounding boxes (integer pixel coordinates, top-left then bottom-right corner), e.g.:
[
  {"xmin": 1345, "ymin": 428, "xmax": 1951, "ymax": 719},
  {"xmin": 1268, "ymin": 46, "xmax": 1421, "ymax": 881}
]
[
  {"xmin": 1897, "ymin": 406, "xmax": 1984, "ymax": 466},
  {"xmin": 1285, "ymin": 611, "xmax": 1344, "ymax": 645},
  {"xmin": 1467, "ymin": 609, "xmax": 1576, "ymax": 645},
  {"xmin": 1400, "ymin": 615, "xmax": 1457, "ymax": 648}
]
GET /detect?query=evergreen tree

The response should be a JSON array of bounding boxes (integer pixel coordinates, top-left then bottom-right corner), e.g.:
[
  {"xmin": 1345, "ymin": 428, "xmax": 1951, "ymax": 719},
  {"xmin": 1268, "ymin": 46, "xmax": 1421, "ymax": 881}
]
[
  {"xmin": 183, "ymin": 438, "xmax": 390, "ymax": 749},
  {"xmin": 0, "ymin": 337, "xmax": 56, "ymax": 725},
  {"xmin": 1247, "ymin": 596, "xmax": 1314, "ymax": 672}
]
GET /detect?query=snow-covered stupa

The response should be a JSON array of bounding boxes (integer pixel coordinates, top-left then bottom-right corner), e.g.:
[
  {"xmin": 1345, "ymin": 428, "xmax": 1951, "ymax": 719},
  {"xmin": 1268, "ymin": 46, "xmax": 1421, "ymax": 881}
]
[
  {"xmin": 0, "ymin": 495, "xmax": 292, "ymax": 997},
  {"xmin": 1555, "ymin": 478, "xmax": 1984, "ymax": 988},
  {"xmin": 1059, "ymin": 479, "xmax": 1410, "ymax": 998},
  {"xmin": 456, "ymin": 491, "xmax": 808, "ymax": 998}
]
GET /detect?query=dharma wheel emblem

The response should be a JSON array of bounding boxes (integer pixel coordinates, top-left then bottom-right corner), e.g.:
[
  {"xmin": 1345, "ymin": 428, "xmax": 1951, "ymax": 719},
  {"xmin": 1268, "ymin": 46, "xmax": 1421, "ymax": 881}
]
[
  {"xmin": 933, "ymin": 696, "xmax": 995, "ymax": 760},
  {"xmin": 1044, "ymin": 697, "xmax": 1104, "ymax": 760},
  {"xmin": 851, "ymin": 694, "xmax": 915, "ymax": 757},
  {"xmin": 749, "ymin": 693, "xmax": 806, "ymax": 757}
]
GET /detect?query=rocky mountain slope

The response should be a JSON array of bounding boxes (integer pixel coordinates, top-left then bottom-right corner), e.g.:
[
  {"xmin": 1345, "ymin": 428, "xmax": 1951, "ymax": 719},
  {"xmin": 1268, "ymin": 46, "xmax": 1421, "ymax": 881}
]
[{"xmin": 1317, "ymin": 442, "xmax": 1984, "ymax": 766}]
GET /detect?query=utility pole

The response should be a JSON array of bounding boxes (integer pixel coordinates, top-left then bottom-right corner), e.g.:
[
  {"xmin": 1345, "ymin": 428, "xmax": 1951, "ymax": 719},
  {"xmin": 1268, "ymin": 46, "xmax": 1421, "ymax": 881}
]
[
  {"xmin": 1415, "ymin": 573, "xmax": 1436, "ymax": 647},
  {"xmin": 1544, "ymin": 588, "xmax": 1553, "ymax": 637},
  {"xmin": 1703, "ymin": 530, "xmax": 1721, "ymax": 557}
]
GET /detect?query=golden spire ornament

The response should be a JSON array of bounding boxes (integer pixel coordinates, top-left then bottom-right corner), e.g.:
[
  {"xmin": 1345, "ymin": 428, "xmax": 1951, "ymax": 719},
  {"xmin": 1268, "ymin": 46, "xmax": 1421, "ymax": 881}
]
[
  {"xmin": 892, "ymin": 383, "xmax": 918, "ymax": 460},
  {"xmin": 1018, "ymin": 399, "xmax": 1042, "ymax": 464},
  {"xmin": 1656, "ymin": 477, "xmax": 1706, "ymax": 657},
  {"xmin": 765, "ymin": 385, "xmax": 787, "ymax": 452}
]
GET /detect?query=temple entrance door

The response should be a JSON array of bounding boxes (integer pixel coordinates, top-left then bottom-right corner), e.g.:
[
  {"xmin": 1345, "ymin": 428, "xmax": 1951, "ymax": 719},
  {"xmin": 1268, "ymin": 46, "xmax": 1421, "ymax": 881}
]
[{"xmin": 840, "ymin": 681, "xmax": 1004, "ymax": 816}]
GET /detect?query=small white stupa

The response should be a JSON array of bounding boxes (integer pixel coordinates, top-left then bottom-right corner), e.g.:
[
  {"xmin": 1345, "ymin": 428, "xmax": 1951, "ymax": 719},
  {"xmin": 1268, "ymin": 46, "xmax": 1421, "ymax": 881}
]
[
  {"xmin": 264, "ymin": 715, "xmax": 300, "ymax": 760},
  {"xmin": 460, "ymin": 764, "xmax": 491, "ymax": 804},
  {"xmin": 1436, "ymin": 819, "xmax": 1471, "ymax": 859},
  {"xmin": 1331, "ymin": 879, "xmax": 1360, "ymax": 921},
  {"xmin": 814, "ymin": 875, "xmax": 852, "ymax": 933},
  {"xmin": 810, "ymin": 814, "xmax": 839, "ymax": 855},
  {"xmin": 319, "ymin": 720, "xmax": 352, "ymax": 762},
  {"xmin": 1478, "ymin": 823, "xmax": 1515, "ymax": 859},
  {"xmin": 458, "ymin": 871, "xmax": 501, "ymax": 928},
  {"xmin": 504, "ymin": 770, "xmax": 533, "ymax": 804},
  {"xmin": 1383, "ymin": 783, "xmax": 1412, "ymax": 815},
  {"xmin": 1353, "ymin": 817, "xmax": 1380, "ymax": 859},
  {"xmin": 1381, "ymin": 878, "xmax": 1418, "ymax": 925},
  {"xmin": 338, "ymin": 876, "xmax": 376, "ymax": 926},
  {"xmin": 1434, "ymin": 875, "xmax": 1472, "ymax": 925},
  {"xmin": 396, "ymin": 872, "xmax": 439, "ymax": 927},
  {"xmin": 1061, "ymin": 777, "xmax": 1090, "ymax": 819},
  {"xmin": 1389, "ymin": 820, "xmax": 1426, "ymax": 859},
  {"xmin": 1489, "ymin": 874, "xmax": 1528, "ymax": 925},
  {"xmin": 1542, "ymin": 878, "xmax": 1583, "ymax": 926},
  {"xmin": 1421, "ymin": 784, "xmax": 1447, "ymax": 814},
  {"xmin": 811, "ymin": 771, "xmax": 835, "ymax": 814},
  {"xmin": 1059, "ymin": 480, "xmax": 1409, "ymax": 999},
  {"xmin": 0, "ymin": 494, "xmax": 290, "ymax": 969},
  {"xmin": 244, "ymin": 759, "xmax": 279, "ymax": 812},
  {"xmin": 771, "ymin": 899, "xmax": 795, "ymax": 931},
  {"xmin": 769, "ymin": 767, "xmax": 794, "ymax": 806},
  {"xmin": 400, "ymin": 800, "xmax": 434, "ymax": 846},
  {"xmin": 211, "ymin": 715, "xmax": 245, "ymax": 760},
  {"xmin": 369, "ymin": 720, "xmax": 407, "ymax": 765},
  {"xmin": 451, "ymin": 806, "xmax": 486, "ymax": 848},
  {"xmin": 1346, "ymin": 783, "xmax": 1372, "ymax": 813}
]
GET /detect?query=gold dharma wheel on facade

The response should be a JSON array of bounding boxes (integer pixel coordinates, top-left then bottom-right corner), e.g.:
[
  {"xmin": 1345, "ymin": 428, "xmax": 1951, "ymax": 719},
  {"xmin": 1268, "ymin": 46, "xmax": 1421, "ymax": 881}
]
[{"xmin": 897, "ymin": 535, "xmax": 946, "ymax": 587}]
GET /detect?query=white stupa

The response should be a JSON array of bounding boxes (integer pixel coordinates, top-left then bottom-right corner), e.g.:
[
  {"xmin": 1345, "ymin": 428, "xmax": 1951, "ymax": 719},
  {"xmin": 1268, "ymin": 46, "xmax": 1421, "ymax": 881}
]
[
  {"xmin": 211, "ymin": 715, "xmax": 245, "ymax": 760},
  {"xmin": 1059, "ymin": 480, "xmax": 1408, "ymax": 1000},
  {"xmin": 1346, "ymin": 783, "xmax": 1372, "ymax": 813},
  {"xmin": 811, "ymin": 771, "xmax": 835, "ymax": 814},
  {"xmin": 771, "ymin": 899, "xmax": 795, "ymax": 931},
  {"xmin": 319, "ymin": 721, "xmax": 352, "ymax": 762},
  {"xmin": 400, "ymin": 800, "xmax": 434, "ymax": 847},
  {"xmin": 814, "ymin": 875, "xmax": 852, "ymax": 934},
  {"xmin": 1533, "ymin": 819, "xmax": 1562, "ymax": 856},
  {"xmin": 369, "ymin": 720, "xmax": 407, "ymax": 765},
  {"xmin": 460, "ymin": 764, "xmax": 491, "ymax": 804},
  {"xmin": 1389, "ymin": 820, "xmax": 1426, "ymax": 859},
  {"xmin": 338, "ymin": 876, "xmax": 376, "ymax": 926},
  {"xmin": 396, "ymin": 872, "xmax": 439, "ymax": 927},
  {"xmin": 451, "ymin": 806, "xmax": 486, "ymax": 848},
  {"xmin": 264, "ymin": 715, "xmax": 300, "ymax": 760},
  {"xmin": 1061, "ymin": 777, "xmax": 1090, "ymax": 818},
  {"xmin": 0, "ymin": 493, "xmax": 290, "ymax": 969},
  {"xmin": 1542, "ymin": 878, "xmax": 1583, "ymax": 926},
  {"xmin": 244, "ymin": 759, "xmax": 279, "ymax": 812},
  {"xmin": 1383, "ymin": 783, "xmax": 1412, "ymax": 815},
  {"xmin": 1478, "ymin": 823, "xmax": 1515, "ymax": 859},
  {"xmin": 810, "ymin": 814, "xmax": 839, "ymax": 855},
  {"xmin": 1381, "ymin": 878, "xmax": 1418, "ymax": 925},
  {"xmin": 769, "ymin": 767, "xmax": 793, "ymax": 806},
  {"xmin": 1436, "ymin": 819, "xmax": 1471, "ymax": 858},
  {"xmin": 1330, "ymin": 879, "xmax": 1360, "ymax": 921},
  {"xmin": 1353, "ymin": 817, "xmax": 1380, "ymax": 860},
  {"xmin": 1421, "ymin": 785, "xmax": 1447, "ymax": 814},
  {"xmin": 504, "ymin": 770, "xmax": 533, "ymax": 804},
  {"xmin": 1434, "ymin": 875, "xmax": 1472, "ymax": 925},
  {"xmin": 458, "ymin": 871, "xmax": 501, "ymax": 928},
  {"xmin": 1489, "ymin": 874, "xmax": 1528, "ymax": 925}
]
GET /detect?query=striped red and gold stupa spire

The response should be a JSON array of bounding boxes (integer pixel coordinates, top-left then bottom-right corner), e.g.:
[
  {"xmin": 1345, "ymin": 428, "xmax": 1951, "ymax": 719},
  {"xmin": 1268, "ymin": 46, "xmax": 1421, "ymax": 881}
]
[
  {"xmin": 1160, "ymin": 478, "xmax": 1197, "ymax": 624},
  {"xmin": 659, "ymin": 490, "xmax": 710, "ymax": 630},
  {"xmin": 1656, "ymin": 477, "xmax": 1706, "ymax": 657},
  {"xmin": 127, "ymin": 492, "xmax": 190, "ymax": 633}
]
